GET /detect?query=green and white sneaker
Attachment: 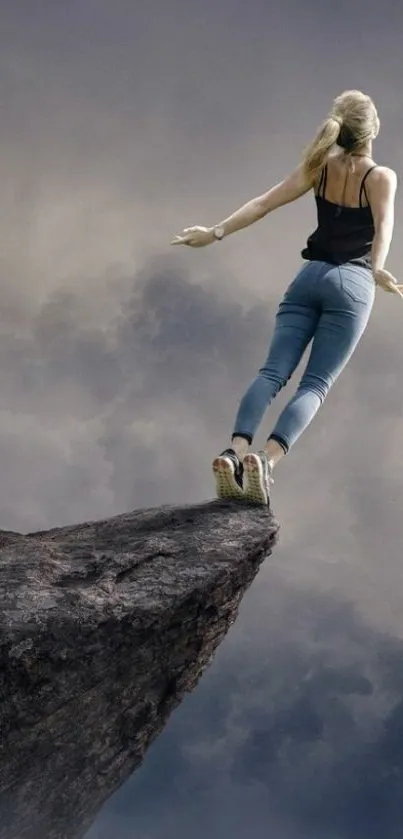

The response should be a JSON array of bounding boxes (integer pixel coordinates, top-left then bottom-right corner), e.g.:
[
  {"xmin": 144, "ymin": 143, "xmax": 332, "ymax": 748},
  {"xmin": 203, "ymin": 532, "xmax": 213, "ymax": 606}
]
[
  {"xmin": 212, "ymin": 448, "xmax": 244, "ymax": 500},
  {"xmin": 243, "ymin": 451, "xmax": 274, "ymax": 506}
]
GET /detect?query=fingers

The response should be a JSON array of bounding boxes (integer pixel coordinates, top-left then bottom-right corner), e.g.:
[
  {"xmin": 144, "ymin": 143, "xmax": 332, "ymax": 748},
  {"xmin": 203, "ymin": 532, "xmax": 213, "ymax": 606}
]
[
  {"xmin": 375, "ymin": 271, "xmax": 401, "ymax": 293},
  {"xmin": 170, "ymin": 227, "xmax": 195, "ymax": 246},
  {"xmin": 386, "ymin": 283, "xmax": 403, "ymax": 296},
  {"xmin": 170, "ymin": 225, "xmax": 207, "ymax": 246},
  {"xmin": 171, "ymin": 233, "xmax": 191, "ymax": 246}
]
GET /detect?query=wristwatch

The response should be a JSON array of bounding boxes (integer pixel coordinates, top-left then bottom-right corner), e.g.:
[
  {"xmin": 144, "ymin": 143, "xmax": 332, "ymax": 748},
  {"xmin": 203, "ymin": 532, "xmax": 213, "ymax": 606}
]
[{"xmin": 213, "ymin": 225, "xmax": 225, "ymax": 241}]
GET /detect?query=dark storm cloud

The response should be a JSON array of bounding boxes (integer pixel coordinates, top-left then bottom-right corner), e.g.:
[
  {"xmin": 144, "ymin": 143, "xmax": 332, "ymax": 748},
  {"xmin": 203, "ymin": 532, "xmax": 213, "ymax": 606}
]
[
  {"xmin": 2, "ymin": 0, "xmax": 403, "ymax": 837},
  {"xmin": 0, "ymin": 260, "xmax": 273, "ymax": 529},
  {"xmin": 86, "ymin": 578, "xmax": 403, "ymax": 839}
]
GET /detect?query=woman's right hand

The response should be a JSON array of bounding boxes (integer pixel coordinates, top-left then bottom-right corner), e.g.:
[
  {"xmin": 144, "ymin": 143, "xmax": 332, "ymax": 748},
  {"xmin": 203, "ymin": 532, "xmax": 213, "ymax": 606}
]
[
  {"xmin": 374, "ymin": 268, "xmax": 403, "ymax": 295},
  {"xmin": 170, "ymin": 226, "xmax": 215, "ymax": 248}
]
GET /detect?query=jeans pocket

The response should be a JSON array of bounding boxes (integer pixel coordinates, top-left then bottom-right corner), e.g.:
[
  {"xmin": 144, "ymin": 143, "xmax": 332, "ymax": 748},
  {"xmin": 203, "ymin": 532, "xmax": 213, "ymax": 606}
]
[{"xmin": 340, "ymin": 267, "xmax": 374, "ymax": 304}]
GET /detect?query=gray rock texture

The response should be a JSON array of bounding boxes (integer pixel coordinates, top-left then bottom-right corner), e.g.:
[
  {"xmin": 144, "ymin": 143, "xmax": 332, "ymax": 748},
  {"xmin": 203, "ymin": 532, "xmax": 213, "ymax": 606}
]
[{"xmin": 0, "ymin": 499, "xmax": 278, "ymax": 839}]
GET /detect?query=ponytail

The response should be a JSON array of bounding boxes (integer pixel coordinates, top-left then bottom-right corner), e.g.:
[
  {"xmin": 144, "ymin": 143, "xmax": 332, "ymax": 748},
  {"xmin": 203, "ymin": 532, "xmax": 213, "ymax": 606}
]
[{"xmin": 302, "ymin": 116, "xmax": 341, "ymax": 182}]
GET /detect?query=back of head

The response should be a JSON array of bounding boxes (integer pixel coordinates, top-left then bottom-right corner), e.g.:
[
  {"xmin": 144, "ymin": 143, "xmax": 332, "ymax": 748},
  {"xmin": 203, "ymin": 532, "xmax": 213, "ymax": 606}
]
[{"xmin": 302, "ymin": 90, "xmax": 380, "ymax": 181}]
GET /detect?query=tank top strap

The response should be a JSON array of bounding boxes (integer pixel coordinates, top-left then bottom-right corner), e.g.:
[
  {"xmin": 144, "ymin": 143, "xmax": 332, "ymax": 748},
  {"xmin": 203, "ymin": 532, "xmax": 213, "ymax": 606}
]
[
  {"xmin": 316, "ymin": 164, "xmax": 328, "ymax": 198},
  {"xmin": 359, "ymin": 165, "xmax": 377, "ymax": 208}
]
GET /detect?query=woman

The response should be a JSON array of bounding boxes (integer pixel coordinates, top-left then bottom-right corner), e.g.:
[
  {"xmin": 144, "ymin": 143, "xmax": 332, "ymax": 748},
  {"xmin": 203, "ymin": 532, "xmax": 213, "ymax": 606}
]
[{"xmin": 171, "ymin": 90, "xmax": 401, "ymax": 506}]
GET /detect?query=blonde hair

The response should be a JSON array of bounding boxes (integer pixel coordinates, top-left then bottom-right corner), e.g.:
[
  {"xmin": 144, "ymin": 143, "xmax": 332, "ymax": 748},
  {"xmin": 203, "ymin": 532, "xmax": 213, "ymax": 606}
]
[{"xmin": 302, "ymin": 90, "xmax": 380, "ymax": 181}]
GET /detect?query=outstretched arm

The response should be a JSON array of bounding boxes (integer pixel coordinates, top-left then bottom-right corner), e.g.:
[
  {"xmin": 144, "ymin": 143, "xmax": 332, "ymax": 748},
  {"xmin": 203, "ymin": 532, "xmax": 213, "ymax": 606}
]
[
  {"xmin": 370, "ymin": 167, "xmax": 397, "ymax": 274},
  {"xmin": 368, "ymin": 167, "xmax": 403, "ymax": 294},
  {"xmin": 214, "ymin": 164, "xmax": 313, "ymax": 236},
  {"xmin": 171, "ymin": 164, "xmax": 313, "ymax": 247}
]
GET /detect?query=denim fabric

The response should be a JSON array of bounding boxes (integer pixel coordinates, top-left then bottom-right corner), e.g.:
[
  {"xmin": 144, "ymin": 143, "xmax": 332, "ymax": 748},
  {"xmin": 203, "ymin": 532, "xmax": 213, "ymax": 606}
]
[{"xmin": 232, "ymin": 260, "xmax": 375, "ymax": 452}]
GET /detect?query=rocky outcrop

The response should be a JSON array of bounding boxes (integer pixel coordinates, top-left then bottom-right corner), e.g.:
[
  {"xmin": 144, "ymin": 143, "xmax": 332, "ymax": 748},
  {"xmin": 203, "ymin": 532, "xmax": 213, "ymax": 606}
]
[{"xmin": 0, "ymin": 499, "xmax": 278, "ymax": 839}]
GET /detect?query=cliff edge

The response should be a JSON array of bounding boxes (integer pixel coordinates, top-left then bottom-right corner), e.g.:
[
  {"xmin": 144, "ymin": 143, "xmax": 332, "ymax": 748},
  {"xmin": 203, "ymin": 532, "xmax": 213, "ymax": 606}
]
[{"xmin": 0, "ymin": 499, "xmax": 278, "ymax": 839}]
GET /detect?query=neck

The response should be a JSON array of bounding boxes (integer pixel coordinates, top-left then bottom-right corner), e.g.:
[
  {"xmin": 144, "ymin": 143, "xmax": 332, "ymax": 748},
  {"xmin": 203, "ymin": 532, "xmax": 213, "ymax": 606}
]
[{"xmin": 350, "ymin": 141, "xmax": 373, "ymax": 158}]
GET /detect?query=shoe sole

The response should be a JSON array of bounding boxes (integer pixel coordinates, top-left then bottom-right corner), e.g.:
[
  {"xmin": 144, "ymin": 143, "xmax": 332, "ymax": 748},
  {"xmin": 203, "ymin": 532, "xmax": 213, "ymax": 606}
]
[
  {"xmin": 212, "ymin": 456, "xmax": 244, "ymax": 500},
  {"xmin": 243, "ymin": 453, "xmax": 269, "ymax": 505}
]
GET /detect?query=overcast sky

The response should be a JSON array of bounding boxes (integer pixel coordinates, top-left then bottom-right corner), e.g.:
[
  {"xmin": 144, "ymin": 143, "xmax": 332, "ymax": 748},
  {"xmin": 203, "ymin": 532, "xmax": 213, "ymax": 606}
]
[{"xmin": 3, "ymin": 1, "xmax": 403, "ymax": 837}]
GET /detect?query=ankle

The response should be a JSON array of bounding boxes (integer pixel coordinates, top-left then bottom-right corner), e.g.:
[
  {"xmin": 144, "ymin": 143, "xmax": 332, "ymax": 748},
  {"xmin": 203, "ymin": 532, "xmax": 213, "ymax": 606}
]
[
  {"xmin": 231, "ymin": 436, "xmax": 250, "ymax": 462},
  {"xmin": 264, "ymin": 438, "xmax": 286, "ymax": 469}
]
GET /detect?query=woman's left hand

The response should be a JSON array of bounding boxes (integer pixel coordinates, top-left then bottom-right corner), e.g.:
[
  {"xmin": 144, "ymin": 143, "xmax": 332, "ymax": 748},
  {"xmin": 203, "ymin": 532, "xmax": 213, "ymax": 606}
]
[
  {"xmin": 374, "ymin": 268, "xmax": 403, "ymax": 296},
  {"xmin": 171, "ymin": 226, "xmax": 215, "ymax": 248}
]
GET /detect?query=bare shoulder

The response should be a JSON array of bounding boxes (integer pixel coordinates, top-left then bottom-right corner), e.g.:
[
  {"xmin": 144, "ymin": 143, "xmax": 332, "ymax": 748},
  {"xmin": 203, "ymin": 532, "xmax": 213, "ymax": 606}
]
[
  {"xmin": 370, "ymin": 165, "xmax": 397, "ymax": 186},
  {"xmin": 367, "ymin": 164, "xmax": 397, "ymax": 225}
]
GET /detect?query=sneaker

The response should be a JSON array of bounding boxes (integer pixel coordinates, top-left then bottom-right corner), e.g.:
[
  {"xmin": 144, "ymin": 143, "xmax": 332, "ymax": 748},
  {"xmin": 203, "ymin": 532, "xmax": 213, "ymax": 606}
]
[
  {"xmin": 243, "ymin": 451, "xmax": 273, "ymax": 505},
  {"xmin": 212, "ymin": 448, "xmax": 244, "ymax": 500}
]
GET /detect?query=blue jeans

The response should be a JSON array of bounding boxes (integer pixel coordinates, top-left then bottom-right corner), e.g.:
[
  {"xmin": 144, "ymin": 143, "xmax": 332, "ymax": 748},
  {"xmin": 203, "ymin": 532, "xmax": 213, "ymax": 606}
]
[{"xmin": 232, "ymin": 260, "xmax": 375, "ymax": 452}]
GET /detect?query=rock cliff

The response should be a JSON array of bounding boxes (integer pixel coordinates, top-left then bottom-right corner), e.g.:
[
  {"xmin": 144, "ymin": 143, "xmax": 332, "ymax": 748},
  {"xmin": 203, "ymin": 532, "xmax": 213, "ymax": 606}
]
[{"xmin": 0, "ymin": 499, "xmax": 278, "ymax": 839}]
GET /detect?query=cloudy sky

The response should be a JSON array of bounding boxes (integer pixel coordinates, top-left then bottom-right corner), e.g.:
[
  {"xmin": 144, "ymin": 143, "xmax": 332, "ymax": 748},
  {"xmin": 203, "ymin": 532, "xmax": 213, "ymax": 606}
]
[{"xmin": 3, "ymin": 0, "xmax": 403, "ymax": 836}]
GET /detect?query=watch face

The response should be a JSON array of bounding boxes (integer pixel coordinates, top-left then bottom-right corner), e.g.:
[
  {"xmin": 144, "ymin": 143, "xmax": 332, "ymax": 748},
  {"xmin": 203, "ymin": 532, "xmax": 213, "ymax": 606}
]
[{"xmin": 214, "ymin": 225, "xmax": 224, "ymax": 239}]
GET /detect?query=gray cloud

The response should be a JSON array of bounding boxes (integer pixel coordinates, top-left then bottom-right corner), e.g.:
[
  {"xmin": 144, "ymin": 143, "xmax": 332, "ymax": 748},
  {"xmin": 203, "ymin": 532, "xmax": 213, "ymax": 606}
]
[
  {"xmin": 2, "ymin": 0, "xmax": 403, "ymax": 836},
  {"xmin": 0, "ymin": 259, "xmax": 274, "ymax": 529},
  {"xmin": 86, "ymin": 578, "xmax": 403, "ymax": 839}
]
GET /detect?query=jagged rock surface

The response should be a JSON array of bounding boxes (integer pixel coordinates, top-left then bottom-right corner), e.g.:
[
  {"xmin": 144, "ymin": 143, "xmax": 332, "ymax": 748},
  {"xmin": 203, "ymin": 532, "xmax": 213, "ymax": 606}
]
[{"xmin": 0, "ymin": 499, "xmax": 278, "ymax": 839}]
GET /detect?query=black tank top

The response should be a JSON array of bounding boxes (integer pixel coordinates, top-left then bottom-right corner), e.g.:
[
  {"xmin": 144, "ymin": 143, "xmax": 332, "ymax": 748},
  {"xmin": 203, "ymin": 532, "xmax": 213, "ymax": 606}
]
[{"xmin": 301, "ymin": 163, "xmax": 377, "ymax": 269}]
